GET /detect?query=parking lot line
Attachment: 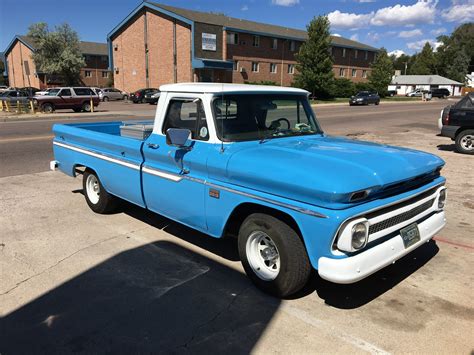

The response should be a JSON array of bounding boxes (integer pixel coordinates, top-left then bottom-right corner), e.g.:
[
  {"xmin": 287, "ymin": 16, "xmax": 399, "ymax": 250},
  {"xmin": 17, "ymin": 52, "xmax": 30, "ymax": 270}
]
[{"xmin": 433, "ymin": 237, "xmax": 474, "ymax": 250}]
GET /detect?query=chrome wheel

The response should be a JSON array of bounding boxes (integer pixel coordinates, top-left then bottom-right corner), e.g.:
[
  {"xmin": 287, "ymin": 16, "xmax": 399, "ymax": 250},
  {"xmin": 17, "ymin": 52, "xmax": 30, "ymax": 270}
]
[
  {"xmin": 460, "ymin": 134, "xmax": 474, "ymax": 151},
  {"xmin": 246, "ymin": 231, "xmax": 280, "ymax": 281},
  {"xmin": 86, "ymin": 174, "xmax": 100, "ymax": 204}
]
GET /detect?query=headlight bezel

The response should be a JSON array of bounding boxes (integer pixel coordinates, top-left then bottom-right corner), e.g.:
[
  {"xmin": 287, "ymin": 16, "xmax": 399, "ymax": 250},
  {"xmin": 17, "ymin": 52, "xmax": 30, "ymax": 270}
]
[{"xmin": 336, "ymin": 218, "xmax": 369, "ymax": 252}]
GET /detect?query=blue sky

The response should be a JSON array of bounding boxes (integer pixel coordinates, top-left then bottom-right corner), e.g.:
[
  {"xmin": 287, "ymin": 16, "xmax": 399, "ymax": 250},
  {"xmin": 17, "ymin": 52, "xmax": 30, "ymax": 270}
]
[{"xmin": 1, "ymin": 0, "xmax": 473, "ymax": 56}]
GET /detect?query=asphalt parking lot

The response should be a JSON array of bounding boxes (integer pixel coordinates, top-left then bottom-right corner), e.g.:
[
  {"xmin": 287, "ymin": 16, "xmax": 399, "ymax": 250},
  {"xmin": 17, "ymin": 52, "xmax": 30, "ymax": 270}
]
[{"xmin": 0, "ymin": 99, "xmax": 473, "ymax": 353}]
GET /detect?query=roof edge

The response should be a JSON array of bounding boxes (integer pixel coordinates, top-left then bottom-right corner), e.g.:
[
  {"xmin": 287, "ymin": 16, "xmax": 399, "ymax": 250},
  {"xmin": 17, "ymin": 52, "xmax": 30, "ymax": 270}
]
[{"xmin": 3, "ymin": 35, "xmax": 36, "ymax": 56}]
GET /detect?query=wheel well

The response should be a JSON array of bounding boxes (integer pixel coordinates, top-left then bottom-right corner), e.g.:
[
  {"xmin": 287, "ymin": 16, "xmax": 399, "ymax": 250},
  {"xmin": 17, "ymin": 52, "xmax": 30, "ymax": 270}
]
[
  {"xmin": 72, "ymin": 164, "xmax": 87, "ymax": 177},
  {"xmin": 42, "ymin": 102, "xmax": 54, "ymax": 108},
  {"xmin": 223, "ymin": 203, "xmax": 302, "ymax": 239},
  {"xmin": 455, "ymin": 127, "xmax": 474, "ymax": 138}
]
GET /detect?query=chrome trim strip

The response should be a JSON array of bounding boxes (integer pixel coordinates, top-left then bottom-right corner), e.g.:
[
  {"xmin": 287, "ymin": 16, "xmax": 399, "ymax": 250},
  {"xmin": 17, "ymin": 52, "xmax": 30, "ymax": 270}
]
[
  {"xmin": 142, "ymin": 165, "xmax": 183, "ymax": 182},
  {"xmin": 53, "ymin": 141, "xmax": 140, "ymax": 170},
  {"xmin": 54, "ymin": 141, "xmax": 327, "ymax": 218}
]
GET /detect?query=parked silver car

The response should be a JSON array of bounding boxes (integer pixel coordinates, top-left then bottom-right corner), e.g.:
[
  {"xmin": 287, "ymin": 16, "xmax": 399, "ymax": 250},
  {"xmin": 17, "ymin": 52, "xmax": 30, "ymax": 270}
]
[{"xmin": 98, "ymin": 88, "xmax": 128, "ymax": 101}]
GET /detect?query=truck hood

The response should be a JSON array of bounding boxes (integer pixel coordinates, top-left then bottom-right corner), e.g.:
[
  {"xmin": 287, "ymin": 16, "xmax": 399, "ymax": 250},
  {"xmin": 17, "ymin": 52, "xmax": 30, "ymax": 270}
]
[{"xmin": 224, "ymin": 135, "xmax": 444, "ymax": 209}]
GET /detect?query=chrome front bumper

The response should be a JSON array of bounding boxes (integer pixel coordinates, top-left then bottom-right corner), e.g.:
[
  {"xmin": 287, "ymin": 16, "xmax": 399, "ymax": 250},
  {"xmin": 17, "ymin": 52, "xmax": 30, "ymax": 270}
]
[{"xmin": 318, "ymin": 211, "xmax": 446, "ymax": 284}]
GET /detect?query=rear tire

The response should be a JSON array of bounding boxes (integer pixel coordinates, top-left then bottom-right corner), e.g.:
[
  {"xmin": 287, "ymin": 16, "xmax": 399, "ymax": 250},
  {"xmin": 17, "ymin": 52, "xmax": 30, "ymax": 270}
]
[
  {"xmin": 42, "ymin": 103, "xmax": 54, "ymax": 113},
  {"xmin": 102, "ymin": 96, "xmax": 109, "ymax": 102},
  {"xmin": 455, "ymin": 129, "xmax": 474, "ymax": 155},
  {"xmin": 83, "ymin": 170, "xmax": 119, "ymax": 213},
  {"xmin": 238, "ymin": 213, "xmax": 311, "ymax": 298},
  {"xmin": 82, "ymin": 101, "xmax": 91, "ymax": 112}
]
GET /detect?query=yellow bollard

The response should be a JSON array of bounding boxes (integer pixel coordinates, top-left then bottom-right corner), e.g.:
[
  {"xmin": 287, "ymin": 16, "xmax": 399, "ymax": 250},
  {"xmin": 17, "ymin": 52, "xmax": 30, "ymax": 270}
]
[
  {"xmin": 5, "ymin": 100, "xmax": 10, "ymax": 112},
  {"xmin": 90, "ymin": 97, "xmax": 94, "ymax": 113},
  {"xmin": 30, "ymin": 99, "xmax": 36, "ymax": 114},
  {"xmin": 16, "ymin": 100, "xmax": 20, "ymax": 113},
  {"xmin": 0, "ymin": 100, "xmax": 3, "ymax": 111}
]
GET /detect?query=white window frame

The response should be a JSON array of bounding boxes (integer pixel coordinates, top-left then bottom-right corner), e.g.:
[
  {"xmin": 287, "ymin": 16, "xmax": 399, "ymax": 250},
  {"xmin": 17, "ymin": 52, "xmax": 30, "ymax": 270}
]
[
  {"xmin": 365, "ymin": 51, "xmax": 368, "ymax": 60},
  {"xmin": 354, "ymin": 49, "xmax": 358, "ymax": 59},
  {"xmin": 272, "ymin": 38, "xmax": 278, "ymax": 50},
  {"xmin": 342, "ymin": 48, "xmax": 346, "ymax": 58},
  {"xmin": 227, "ymin": 32, "xmax": 239, "ymax": 45},
  {"xmin": 352, "ymin": 69, "xmax": 357, "ymax": 77},
  {"xmin": 288, "ymin": 64, "xmax": 295, "ymax": 74},
  {"xmin": 252, "ymin": 62, "xmax": 259, "ymax": 72},
  {"xmin": 102, "ymin": 71, "xmax": 108, "ymax": 78},
  {"xmin": 253, "ymin": 35, "xmax": 260, "ymax": 47},
  {"xmin": 233, "ymin": 60, "xmax": 239, "ymax": 71},
  {"xmin": 339, "ymin": 68, "xmax": 345, "ymax": 77},
  {"xmin": 362, "ymin": 70, "xmax": 367, "ymax": 78},
  {"xmin": 290, "ymin": 41, "xmax": 296, "ymax": 51},
  {"xmin": 85, "ymin": 70, "xmax": 92, "ymax": 78},
  {"xmin": 270, "ymin": 63, "xmax": 277, "ymax": 74}
]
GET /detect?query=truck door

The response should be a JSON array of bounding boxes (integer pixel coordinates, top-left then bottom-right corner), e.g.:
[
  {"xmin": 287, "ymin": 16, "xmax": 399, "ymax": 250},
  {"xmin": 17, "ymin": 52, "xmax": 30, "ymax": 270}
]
[
  {"xmin": 142, "ymin": 95, "xmax": 210, "ymax": 231},
  {"xmin": 57, "ymin": 88, "xmax": 73, "ymax": 109}
]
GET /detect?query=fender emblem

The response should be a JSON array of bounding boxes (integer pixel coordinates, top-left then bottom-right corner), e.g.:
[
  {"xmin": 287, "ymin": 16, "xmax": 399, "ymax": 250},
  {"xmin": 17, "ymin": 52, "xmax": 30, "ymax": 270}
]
[{"xmin": 209, "ymin": 189, "xmax": 220, "ymax": 199}]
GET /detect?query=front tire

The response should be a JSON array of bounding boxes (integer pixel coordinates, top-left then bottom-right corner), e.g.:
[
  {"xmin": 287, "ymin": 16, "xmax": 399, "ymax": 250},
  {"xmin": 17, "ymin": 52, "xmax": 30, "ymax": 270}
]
[
  {"xmin": 238, "ymin": 213, "xmax": 311, "ymax": 297},
  {"xmin": 455, "ymin": 130, "xmax": 474, "ymax": 155},
  {"xmin": 83, "ymin": 170, "xmax": 119, "ymax": 213}
]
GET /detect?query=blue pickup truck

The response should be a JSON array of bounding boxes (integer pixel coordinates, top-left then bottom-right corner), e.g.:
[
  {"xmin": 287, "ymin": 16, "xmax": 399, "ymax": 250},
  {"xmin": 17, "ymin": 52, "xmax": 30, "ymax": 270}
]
[{"xmin": 52, "ymin": 83, "xmax": 447, "ymax": 297}]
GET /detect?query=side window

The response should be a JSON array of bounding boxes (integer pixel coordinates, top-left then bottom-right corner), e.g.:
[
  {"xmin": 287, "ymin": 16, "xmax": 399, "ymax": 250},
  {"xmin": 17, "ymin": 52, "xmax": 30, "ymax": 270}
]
[
  {"xmin": 73, "ymin": 88, "xmax": 95, "ymax": 96},
  {"xmin": 162, "ymin": 99, "xmax": 209, "ymax": 141},
  {"xmin": 59, "ymin": 89, "xmax": 71, "ymax": 96}
]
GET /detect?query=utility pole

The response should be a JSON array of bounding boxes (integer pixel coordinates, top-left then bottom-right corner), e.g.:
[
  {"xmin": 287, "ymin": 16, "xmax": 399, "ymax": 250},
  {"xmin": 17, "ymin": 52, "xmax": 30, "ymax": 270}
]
[{"xmin": 404, "ymin": 62, "xmax": 408, "ymax": 75}]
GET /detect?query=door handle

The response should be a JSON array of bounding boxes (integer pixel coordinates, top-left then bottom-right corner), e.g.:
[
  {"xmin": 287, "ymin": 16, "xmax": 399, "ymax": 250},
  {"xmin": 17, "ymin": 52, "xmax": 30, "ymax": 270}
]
[{"xmin": 147, "ymin": 143, "xmax": 159, "ymax": 149}]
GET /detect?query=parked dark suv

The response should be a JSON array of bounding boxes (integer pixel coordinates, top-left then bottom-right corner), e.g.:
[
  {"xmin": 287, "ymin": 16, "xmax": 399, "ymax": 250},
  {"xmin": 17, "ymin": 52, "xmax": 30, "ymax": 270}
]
[
  {"xmin": 431, "ymin": 88, "xmax": 450, "ymax": 99},
  {"xmin": 438, "ymin": 93, "xmax": 474, "ymax": 154},
  {"xmin": 33, "ymin": 87, "xmax": 100, "ymax": 113},
  {"xmin": 130, "ymin": 88, "xmax": 158, "ymax": 103}
]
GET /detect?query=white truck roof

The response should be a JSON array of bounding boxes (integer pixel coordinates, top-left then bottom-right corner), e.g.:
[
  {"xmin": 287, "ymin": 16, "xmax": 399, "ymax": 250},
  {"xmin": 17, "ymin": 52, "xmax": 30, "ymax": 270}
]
[{"xmin": 159, "ymin": 82, "xmax": 309, "ymax": 95}]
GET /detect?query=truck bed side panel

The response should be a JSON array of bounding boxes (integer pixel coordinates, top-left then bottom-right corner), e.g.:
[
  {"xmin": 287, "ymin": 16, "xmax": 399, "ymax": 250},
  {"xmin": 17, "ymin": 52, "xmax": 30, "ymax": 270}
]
[{"xmin": 52, "ymin": 123, "xmax": 146, "ymax": 207}]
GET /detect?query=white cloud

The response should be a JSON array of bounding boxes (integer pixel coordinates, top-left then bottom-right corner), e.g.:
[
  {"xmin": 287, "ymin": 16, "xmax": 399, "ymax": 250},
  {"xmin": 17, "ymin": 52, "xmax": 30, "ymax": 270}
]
[
  {"xmin": 398, "ymin": 29, "xmax": 423, "ymax": 38},
  {"xmin": 327, "ymin": 10, "xmax": 373, "ymax": 29},
  {"xmin": 406, "ymin": 39, "xmax": 442, "ymax": 51},
  {"xmin": 350, "ymin": 34, "xmax": 359, "ymax": 41},
  {"xmin": 388, "ymin": 49, "xmax": 406, "ymax": 58},
  {"xmin": 332, "ymin": 33, "xmax": 342, "ymax": 37},
  {"xmin": 366, "ymin": 31, "xmax": 380, "ymax": 42},
  {"xmin": 271, "ymin": 0, "xmax": 300, "ymax": 6},
  {"xmin": 328, "ymin": 1, "xmax": 437, "ymax": 30},
  {"xmin": 441, "ymin": 0, "xmax": 474, "ymax": 22},
  {"xmin": 370, "ymin": 0, "xmax": 437, "ymax": 26},
  {"xmin": 241, "ymin": 5, "xmax": 249, "ymax": 11},
  {"xmin": 430, "ymin": 27, "xmax": 446, "ymax": 35}
]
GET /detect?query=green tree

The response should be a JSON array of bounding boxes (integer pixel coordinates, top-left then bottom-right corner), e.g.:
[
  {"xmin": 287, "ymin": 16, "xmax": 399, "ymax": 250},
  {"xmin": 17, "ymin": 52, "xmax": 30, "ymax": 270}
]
[
  {"xmin": 435, "ymin": 23, "xmax": 474, "ymax": 83},
  {"xmin": 409, "ymin": 42, "xmax": 436, "ymax": 75},
  {"xmin": 331, "ymin": 78, "xmax": 355, "ymax": 97},
  {"xmin": 294, "ymin": 16, "xmax": 334, "ymax": 98},
  {"xmin": 368, "ymin": 48, "xmax": 393, "ymax": 97},
  {"xmin": 27, "ymin": 22, "xmax": 85, "ymax": 85},
  {"xmin": 390, "ymin": 53, "xmax": 412, "ymax": 75}
]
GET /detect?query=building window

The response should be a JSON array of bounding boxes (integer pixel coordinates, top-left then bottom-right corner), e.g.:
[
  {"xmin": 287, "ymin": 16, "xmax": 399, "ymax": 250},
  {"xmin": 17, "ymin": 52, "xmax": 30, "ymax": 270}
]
[
  {"xmin": 288, "ymin": 64, "xmax": 295, "ymax": 74},
  {"xmin": 253, "ymin": 35, "xmax": 260, "ymax": 47},
  {"xmin": 362, "ymin": 70, "xmax": 367, "ymax": 78},
  {"xmin": 251, "ymin": 62, "xmax": 259, "ymax": 72},
  {"xmin": 290, "ymin": 41, "xmax": 296, "ymax": 51},
  {"xmin": 102, "ymin": 71, "xmax": 109, "ymax": 78},
  {"xmin": 342, "ymin": 48, "xmax": 346, "ymax": 58},
  {"xmin": 272, "ymin": 38, "xmax": 278, "ymax": 50},
  {"xmin": 365, "ymin": 51, "xmax": 368, "ymax": 60},
  {"xmin": 352, "ymin": 69, "xmax": 357, "ymax": 77},
  {"xmin": 233, "ymin": 60, "xmax": 239, "ymax": 71},
  {"xmin": 227, "ymin": 32, "xmax": 239, "ymax": 45},
  {"xmin": 354, "ymin": 50, "xmax": 358, "ymax": 59},
  {"xmin": 101, "ymin": 55, "xmax": 108, "ymax": 62},
  {"xmin": 339, "ymin": 68, "xmax": 345, "ymax": 77},
  {"xmin": 85, "ymin": 70, "xmax": 92, "ymax": 78},
  {"xmin": 270, "ymin": 63, "xmax": 277, "ymax": 73}
]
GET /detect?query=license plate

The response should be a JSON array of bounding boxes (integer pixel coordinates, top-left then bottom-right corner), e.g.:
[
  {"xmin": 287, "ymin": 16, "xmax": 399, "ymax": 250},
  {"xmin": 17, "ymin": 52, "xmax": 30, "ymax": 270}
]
[{"xmin": 400, "ymin": 223, "xmax": 421, "ymax": 248}]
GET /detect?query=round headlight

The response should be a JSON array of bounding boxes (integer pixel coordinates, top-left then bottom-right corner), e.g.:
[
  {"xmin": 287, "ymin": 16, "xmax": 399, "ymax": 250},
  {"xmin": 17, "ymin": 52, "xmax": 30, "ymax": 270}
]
[
  {"xmin": 438, "ymin": 189, "xmax": 446, "ymax": 209},
  {"xmin": 351, "ymin": 223, "xmax": 368, "ymax": 250}
]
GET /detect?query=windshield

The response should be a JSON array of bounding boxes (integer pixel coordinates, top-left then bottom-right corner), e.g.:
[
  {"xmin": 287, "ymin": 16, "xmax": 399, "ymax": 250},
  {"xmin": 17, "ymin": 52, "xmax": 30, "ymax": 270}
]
[
  {"xmin": 212, "ymin": 94, "xmax": 322, "ymax": 142},
  {"xmin": 47, "ymin": 89, "xmax": 60, "ymax": 96}
]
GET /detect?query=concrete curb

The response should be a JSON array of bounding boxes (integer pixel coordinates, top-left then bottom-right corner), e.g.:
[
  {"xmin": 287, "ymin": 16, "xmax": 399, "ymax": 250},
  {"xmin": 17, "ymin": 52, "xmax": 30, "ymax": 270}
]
[{"xmin": 0, "ymin": 111, "xmax": 133, "ymax": 123}]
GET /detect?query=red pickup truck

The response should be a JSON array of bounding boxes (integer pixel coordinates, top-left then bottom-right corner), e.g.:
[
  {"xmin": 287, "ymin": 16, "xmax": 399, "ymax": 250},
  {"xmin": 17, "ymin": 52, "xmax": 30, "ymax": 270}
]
[{"xmin": 34, "ymin": 87, "xmax": 100, "ymax": 113}]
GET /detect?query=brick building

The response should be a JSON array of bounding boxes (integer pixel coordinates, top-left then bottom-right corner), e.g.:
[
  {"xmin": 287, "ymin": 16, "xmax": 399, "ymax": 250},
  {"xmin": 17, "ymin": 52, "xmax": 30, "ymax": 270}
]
[
  {"xmin": 4, "ymin": 35, "xmax": 109, "ymax": 89},
  {"xmin": 108, "ymin": 2, "xmax": 379, "ymax": 93}
]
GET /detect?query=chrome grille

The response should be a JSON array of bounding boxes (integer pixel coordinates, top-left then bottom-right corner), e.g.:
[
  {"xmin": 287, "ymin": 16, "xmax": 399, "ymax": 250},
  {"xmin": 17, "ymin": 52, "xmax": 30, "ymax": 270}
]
[{"xmin": 369, "ymin": 198, "xmax": 435, "ymax": 234}]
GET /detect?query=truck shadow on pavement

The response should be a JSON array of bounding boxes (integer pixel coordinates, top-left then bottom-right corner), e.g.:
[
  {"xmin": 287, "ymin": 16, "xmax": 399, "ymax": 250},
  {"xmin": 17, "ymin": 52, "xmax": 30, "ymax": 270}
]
[
  {"xmin": 0, "ymin": 240, "xmax": 280, "ymax": 354},
  {"xmin": 121, "ymin": 200, "xmax": 440, "ymax": 309}
]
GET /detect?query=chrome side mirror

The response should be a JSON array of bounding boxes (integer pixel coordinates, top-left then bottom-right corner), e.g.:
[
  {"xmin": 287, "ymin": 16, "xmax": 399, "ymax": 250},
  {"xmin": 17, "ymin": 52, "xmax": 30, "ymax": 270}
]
[{"xmin": 166, "ymin": 128, "xmax": 192, "ymax": 148}]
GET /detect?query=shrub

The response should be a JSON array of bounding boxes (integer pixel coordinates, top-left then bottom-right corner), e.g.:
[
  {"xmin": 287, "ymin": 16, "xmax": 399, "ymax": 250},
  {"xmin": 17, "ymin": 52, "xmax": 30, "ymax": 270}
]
[{"xmin": 331, "ymin": 78, "xmax": 355, "ymax": 98}]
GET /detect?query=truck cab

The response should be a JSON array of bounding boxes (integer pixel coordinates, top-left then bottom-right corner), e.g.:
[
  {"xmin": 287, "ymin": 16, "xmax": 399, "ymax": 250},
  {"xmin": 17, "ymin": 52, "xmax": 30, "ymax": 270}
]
[{"xmin": 52, "ymin": 83, "xmax": 447, "ymax": 297}]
